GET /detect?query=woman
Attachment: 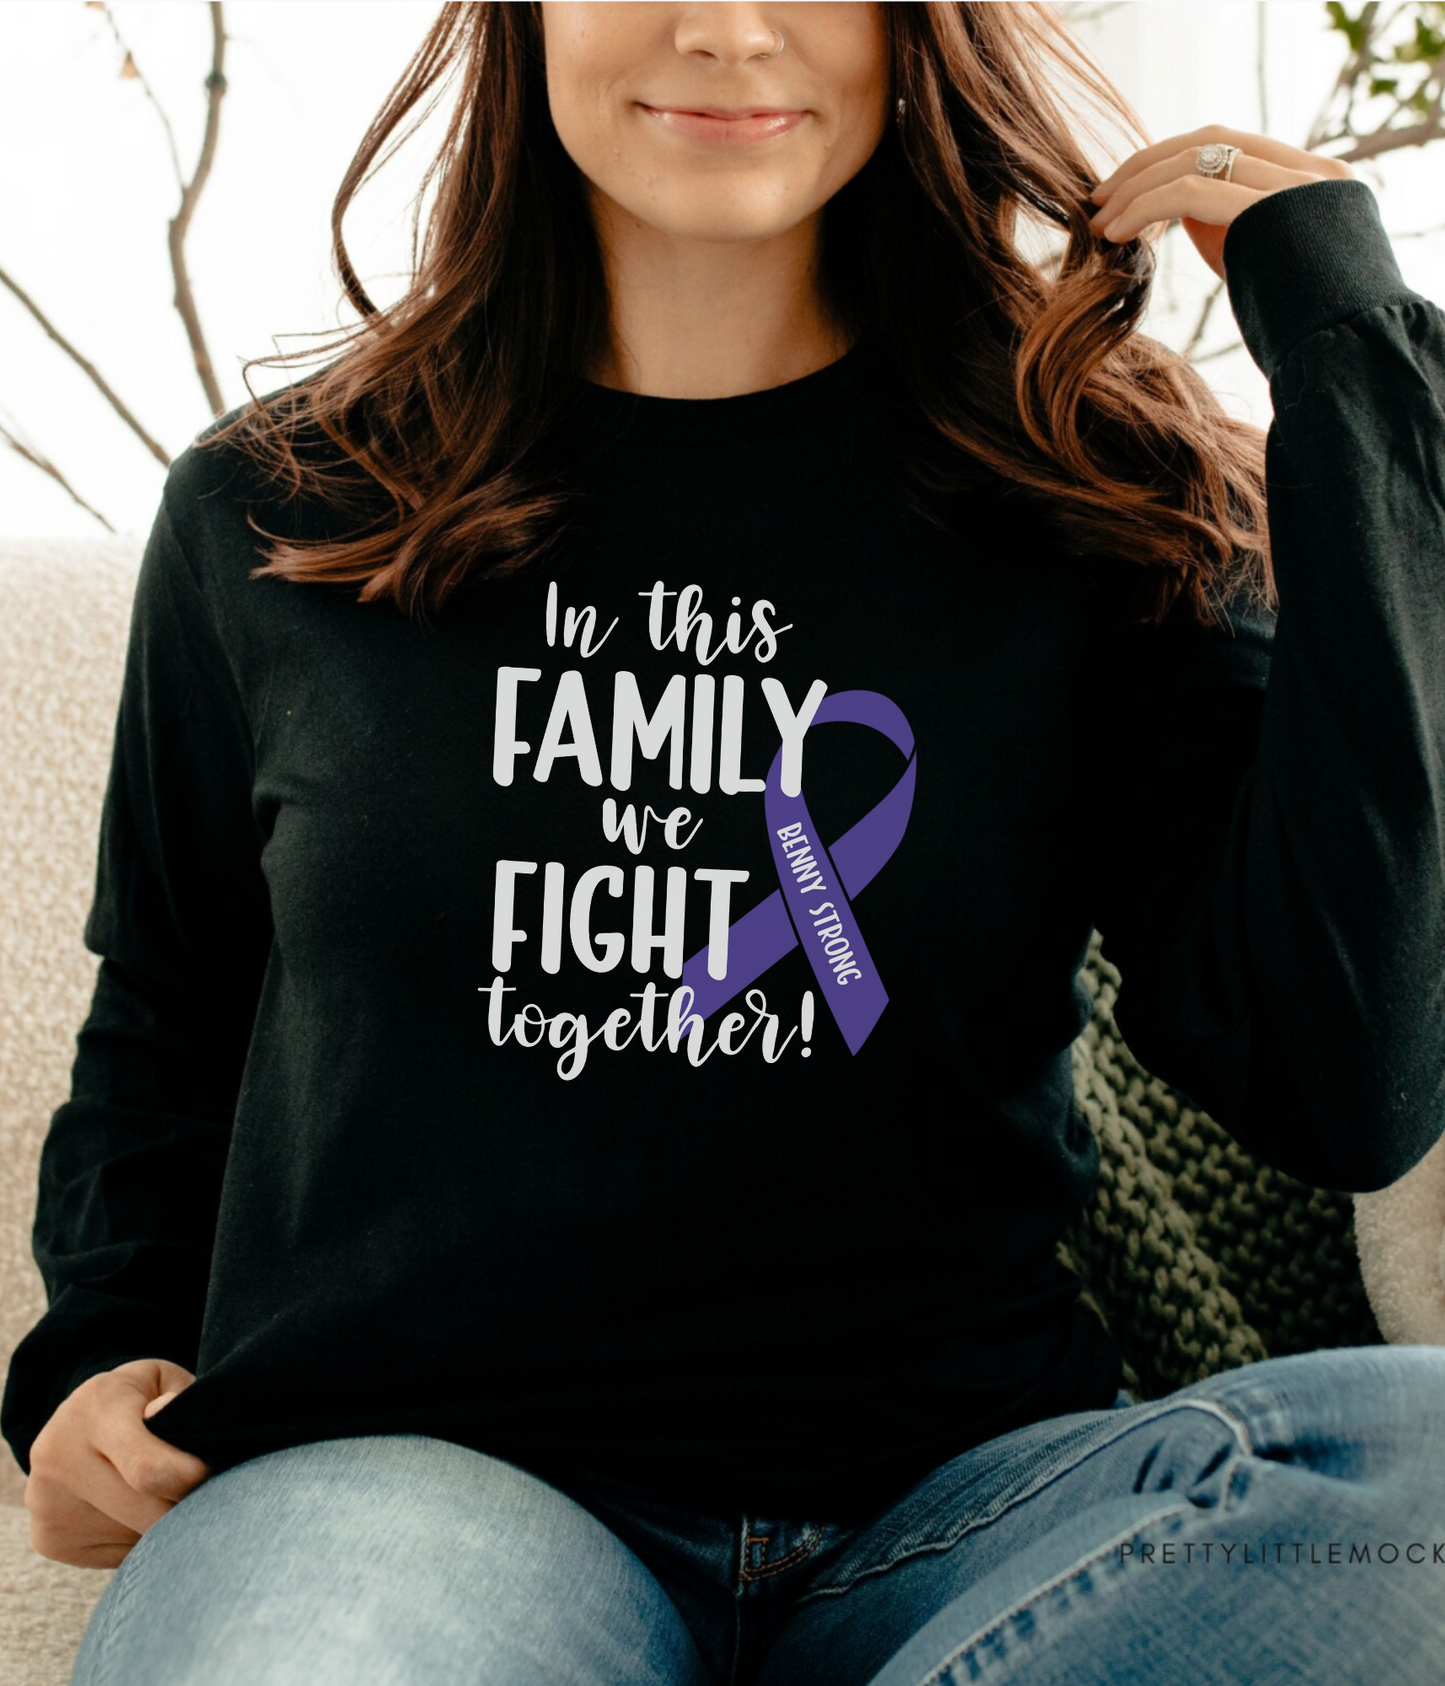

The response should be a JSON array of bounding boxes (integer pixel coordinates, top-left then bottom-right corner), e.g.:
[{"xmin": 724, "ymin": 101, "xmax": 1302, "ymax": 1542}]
[{"xmin": 6, "ymin": 3, "xmax": 1445, "ymax": 1682}]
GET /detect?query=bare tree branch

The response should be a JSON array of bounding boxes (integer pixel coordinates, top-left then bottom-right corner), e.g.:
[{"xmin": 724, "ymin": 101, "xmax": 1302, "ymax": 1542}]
[
  {"xmin": 1305, "ymin": 0, "xmax": 1383, "ymax": 150},
  {"xmin": 1335, "ymin": 109, "xmax": 1445, "ymax": 160},
  {"xmin": 2, "ymin": 0, "xmax": 232, "ymax": 510},
  {"xmin": 0, "ymin": 416, "xmax": 115, "ymax": 531},
  {"xmin": 1257, "ymin": 1, "xmax": 1270, "ymax": 133},
  {"xmin": 97, "ymin": 1, "xmax": 186, "ymax": 194},
  {"xmin": 1306, "ymin": 0, "xmax": 1445, "ymax": 152},
  {"xmin": 169, "ymin": 2, "xmax": 229, "ymax": 417},
  {"xmin": 1183, "ymin": 279, "xmax": 1228, "ymax": 362},
  {"xmin": 0, "ymin": 265, "xmax": 170, "ymax": 466},
  {"xmin": 1055, "ymin": 2, "xmax": 1133, "ymax": 24},
  {"xmin": 1188, "ymin": 338, "xmax": 1247, "ymax": 367}
]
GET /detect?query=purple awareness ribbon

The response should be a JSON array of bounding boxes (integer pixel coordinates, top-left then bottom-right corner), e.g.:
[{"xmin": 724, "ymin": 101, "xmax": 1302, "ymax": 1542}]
[{"xmin": 677, "ymin": 689, "xmax": 916, "ymax": 1055}]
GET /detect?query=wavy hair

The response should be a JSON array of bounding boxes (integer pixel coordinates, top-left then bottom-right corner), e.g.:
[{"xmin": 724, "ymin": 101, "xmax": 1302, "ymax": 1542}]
[{"xmin": 201, "ymin": 0, "xmax": 1275, "ymax": 631}]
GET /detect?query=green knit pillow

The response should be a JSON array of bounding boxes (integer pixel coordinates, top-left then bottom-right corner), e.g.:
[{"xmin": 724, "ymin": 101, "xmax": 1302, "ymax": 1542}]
[{"xmin": 1059, "ymin": 929, "xmax": 1382, "ymax": 1402}]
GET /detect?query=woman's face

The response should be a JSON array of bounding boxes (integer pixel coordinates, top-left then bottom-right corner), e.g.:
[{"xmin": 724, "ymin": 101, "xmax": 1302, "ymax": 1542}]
[{"xmin": 538, "ymin": 2, "xmax": 889, "ymax": 244}]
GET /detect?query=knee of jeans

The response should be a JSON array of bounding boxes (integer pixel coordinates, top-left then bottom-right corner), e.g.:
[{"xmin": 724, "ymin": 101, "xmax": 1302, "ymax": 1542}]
[
  {"xmin": 1177, "ymin": 1346, "xmax": 1445, "ymax": 1474},
  {"xmin": 205, "ymin": 1432, "xmax": 522, "ymax": 1500},
  {"xmin": 133, "ymin": 1431, "xmax": 620, "ymax": 1580},
  {"xmin": 1369, "ymin": 1343, "xmax": 1445, "ymax": 1397},
  {"xmin": 1363, "ymin": 1343, "xmax": 1445, "ymax": 1454},
  {"xmin": 1278, "ymin": 1345, "xmax": 1445, "ymax": 1432},
  {"xmin": 71, "ymin": 1432, "xmax": 710, "ymax": 1686}
]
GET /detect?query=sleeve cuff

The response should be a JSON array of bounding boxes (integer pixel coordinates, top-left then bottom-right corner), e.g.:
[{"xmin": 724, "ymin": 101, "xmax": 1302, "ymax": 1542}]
[{"xmin": 1222, "ymin": 176, "xmax": 1419, "ymax": 382}]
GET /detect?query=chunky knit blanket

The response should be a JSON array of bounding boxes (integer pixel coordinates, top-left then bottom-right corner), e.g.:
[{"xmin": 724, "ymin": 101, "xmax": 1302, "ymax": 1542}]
[{"xmin": 1065, "ymin": 930, "xmax": 1398, "ymax": 1401}]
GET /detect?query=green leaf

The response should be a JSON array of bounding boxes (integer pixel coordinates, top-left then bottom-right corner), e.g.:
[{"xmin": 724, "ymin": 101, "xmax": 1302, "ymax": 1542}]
[{"xmin": 1325, "ymin": 0, "xmax": 1370, "ymax": 53}]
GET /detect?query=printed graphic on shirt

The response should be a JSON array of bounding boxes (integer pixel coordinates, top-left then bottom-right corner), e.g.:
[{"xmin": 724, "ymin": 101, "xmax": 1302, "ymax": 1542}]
[{"xmin": 481, "ymin": 580, "xmax": 916, "ymax": 1078}]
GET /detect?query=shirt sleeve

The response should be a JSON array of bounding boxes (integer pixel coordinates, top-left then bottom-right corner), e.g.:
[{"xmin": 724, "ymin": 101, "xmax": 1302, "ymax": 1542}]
[
  {"xmin": 1082, "ymin": 176, "xmax": 1445, "ymax": 1197},
  {"xmin": 1, "ymin": 462, "xmax": 272, "ymax": 1476}
]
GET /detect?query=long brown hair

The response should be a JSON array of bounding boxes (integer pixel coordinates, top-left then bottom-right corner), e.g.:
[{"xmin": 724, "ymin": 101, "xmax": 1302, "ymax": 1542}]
[{"xmin": 202, "ymin": 1, "xmax": 1274, "ymax": 631}]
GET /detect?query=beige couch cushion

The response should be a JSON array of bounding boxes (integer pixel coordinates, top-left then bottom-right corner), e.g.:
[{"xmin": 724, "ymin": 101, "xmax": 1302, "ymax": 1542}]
[
  {"xmin": 0, "ymin": 1504, "xmax": 111, "ymax": 1686},
  {"xmin": 1, "ymin": 538, "xmax": 140, "ymax": 1679}
]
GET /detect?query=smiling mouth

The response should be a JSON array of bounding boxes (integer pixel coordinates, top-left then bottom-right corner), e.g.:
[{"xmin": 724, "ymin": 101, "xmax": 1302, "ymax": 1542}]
[{"xmin": 637, "ymin": 104, "xmax": 808, "ymax": 143}]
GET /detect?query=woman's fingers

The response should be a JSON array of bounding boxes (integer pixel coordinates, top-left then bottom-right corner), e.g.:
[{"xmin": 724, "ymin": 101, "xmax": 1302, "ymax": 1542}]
[
  {"xmin": 1092, "ymin": 124, "xmax": 1353, "ymax": 197},
  {"xmin": 1091, "ymin": 147, "xmax": 1319, "ymax": 217},
  {"xmin": 46, "ymin": 1370, "xmax": 210, "ymax": 1538},
  {"xmin": 25, "ymin": 1462, "xmax": 145, "ymax": 1570},
  {"xmin": 1096, "ymin": 174, "xmax": 1267, "ymax": 240},
  {"xmin": 89, "ymin": 1372, "xmax": 213, "ymax": 1502},
  {"xmin": 25, "ymin": 1360, "xmax": 214, "ymax": 1567}
]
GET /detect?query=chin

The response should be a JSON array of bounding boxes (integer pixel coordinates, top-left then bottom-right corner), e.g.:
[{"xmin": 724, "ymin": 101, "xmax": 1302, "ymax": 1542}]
[{"xmin": 635, "ymin": 176, "xmax": 810, "ymax": 231}]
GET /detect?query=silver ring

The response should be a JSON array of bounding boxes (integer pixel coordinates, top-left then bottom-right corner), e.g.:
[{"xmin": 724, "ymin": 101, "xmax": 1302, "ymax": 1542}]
[
  {"xmin": 758, "ymin": 28, "xmax": 784, "ymax": 59},
  {"xmin": 1195, "ymin": 142, "xmax": 1240, "ymax": 182}
]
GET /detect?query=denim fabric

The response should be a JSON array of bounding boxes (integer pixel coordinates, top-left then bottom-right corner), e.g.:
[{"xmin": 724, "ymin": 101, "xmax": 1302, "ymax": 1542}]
[{"xmin": 71, "ymin": 1345, "xmax": 1445, "ymax": 1686}]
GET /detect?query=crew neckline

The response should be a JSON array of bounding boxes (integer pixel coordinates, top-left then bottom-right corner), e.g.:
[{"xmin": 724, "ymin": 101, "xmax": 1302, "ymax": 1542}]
[{"xmin": 569, "ymin": 332, "xmax": 874, "ymax": 448}]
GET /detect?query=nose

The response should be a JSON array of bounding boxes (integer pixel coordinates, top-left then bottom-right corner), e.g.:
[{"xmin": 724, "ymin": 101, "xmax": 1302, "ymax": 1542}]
[{"xmin": 671, "ymin": 3, "xmax": 783, "ymax": 68}]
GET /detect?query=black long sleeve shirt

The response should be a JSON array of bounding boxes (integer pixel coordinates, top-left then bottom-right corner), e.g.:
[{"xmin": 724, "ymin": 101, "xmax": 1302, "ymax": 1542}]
[{"xmin": 4, "ymin": 177, "xmax": 1443, "ymax": 1520}]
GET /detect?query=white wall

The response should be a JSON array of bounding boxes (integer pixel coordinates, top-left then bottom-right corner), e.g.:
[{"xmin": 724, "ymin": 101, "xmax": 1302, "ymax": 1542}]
[{"xmin": 2, "ymin": 0, "xmax": 1441, "ymax": 539}]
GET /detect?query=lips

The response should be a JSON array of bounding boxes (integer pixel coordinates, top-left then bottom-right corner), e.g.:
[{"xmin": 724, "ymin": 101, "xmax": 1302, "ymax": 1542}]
[
  {"xmin": 638, "ymin": 104, "xmax": 807, "ymax": 144},
  {"xmin": 662, "ymin": 106, "xmax": 797, "ymax": 118}
]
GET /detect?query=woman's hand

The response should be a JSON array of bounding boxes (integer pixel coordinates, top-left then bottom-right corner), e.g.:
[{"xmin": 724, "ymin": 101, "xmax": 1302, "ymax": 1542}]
[
  {"xmin": 24, "ymin": 1357, "xmax": 213, "ymax": 1569},
  {"xmin": 1086, "ymin": 125, "xmax": 1356, "ymax": 280}
]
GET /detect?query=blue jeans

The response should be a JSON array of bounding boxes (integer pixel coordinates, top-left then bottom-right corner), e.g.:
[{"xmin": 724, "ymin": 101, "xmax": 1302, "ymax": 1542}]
[{"xmin": 71, "ymin": 1344, "xmax": 1445, "ymax": 1685}]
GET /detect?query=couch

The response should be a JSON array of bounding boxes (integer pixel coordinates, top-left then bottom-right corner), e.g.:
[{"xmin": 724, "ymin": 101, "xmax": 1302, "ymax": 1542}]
[{"xmin": 2, "ymin": 535, "xmax": 1442, "ymax": 1686}]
